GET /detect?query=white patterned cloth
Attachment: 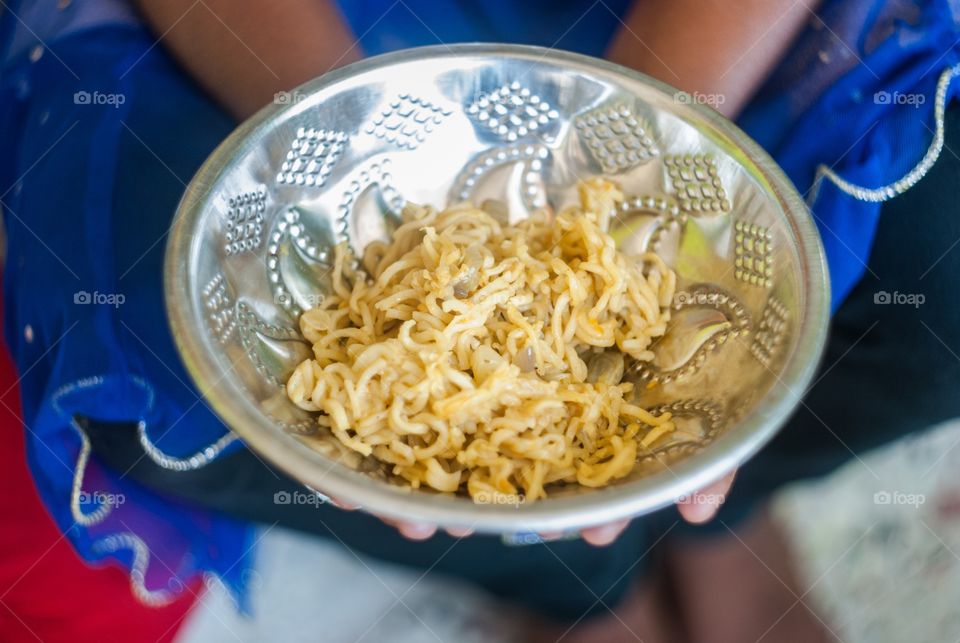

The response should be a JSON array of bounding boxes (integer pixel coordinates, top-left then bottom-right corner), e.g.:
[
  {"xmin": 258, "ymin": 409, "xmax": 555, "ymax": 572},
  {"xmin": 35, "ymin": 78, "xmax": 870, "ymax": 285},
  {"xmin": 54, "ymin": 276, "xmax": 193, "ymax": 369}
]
[
  {"xmin": 176, "ymin": 527, "xmax": 521, "ymax": 643},
  {"xmin": 774, "ymin": 420, "xmax": 960, "ymax": 643}
]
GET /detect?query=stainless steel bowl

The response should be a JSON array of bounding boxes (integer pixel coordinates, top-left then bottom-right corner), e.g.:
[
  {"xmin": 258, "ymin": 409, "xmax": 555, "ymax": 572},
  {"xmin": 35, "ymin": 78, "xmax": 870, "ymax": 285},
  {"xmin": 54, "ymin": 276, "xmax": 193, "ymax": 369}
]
[{"xmin": 164, "ymin": 44, "xmax": 829, "ymax": 533}]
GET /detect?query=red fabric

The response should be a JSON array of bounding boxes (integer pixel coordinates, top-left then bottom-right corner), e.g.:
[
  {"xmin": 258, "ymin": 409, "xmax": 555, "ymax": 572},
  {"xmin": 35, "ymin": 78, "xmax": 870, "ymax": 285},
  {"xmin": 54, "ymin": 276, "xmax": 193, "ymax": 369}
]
[{"xmin": 0, "ymin": 321, "xmax": 198, "ymax": 641}]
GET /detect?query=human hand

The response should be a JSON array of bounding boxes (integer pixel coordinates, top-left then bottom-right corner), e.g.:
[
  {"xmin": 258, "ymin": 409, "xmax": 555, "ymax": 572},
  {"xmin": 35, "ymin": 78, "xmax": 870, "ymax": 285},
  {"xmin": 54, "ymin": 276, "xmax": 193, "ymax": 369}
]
[
  {"xmin": 564, "ymin": 469, "xmax": 738, "ymax": 546},
  {"xmin": 326, "ymin": 469, "xmax": 736, "ymax": 545}
]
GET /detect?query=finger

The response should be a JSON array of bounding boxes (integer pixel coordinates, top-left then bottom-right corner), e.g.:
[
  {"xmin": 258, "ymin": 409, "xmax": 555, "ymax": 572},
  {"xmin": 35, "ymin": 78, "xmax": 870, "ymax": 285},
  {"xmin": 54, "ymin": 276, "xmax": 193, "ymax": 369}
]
[
  {"xmin": 395, "ymin": 522, "xmax": 438, "ymax": 540},
  {"xmin": 375, "ymin": 516, "xmax": 438, "ymax": 540},
  {"xmin": 677, "ymin": 470, "xmax": 736, "ymax": 524},
  {"xmin": 327, "ymin": 496, "xmax": 358, "ymax": 511},
  {"xmin": 581, "ymin": 519, "xmax": 630, "ymax": 546},
  {"xmin": 444, "ymin": 526, "xmax": 475, "ymax": 538}
]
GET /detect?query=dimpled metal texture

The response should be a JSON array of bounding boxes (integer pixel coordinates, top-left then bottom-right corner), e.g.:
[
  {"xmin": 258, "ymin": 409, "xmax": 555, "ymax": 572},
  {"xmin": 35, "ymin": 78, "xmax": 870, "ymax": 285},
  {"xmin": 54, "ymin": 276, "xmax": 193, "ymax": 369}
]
[{"xmin": 165, "ymin": 45, "xmax": 829, "ymax": 533}]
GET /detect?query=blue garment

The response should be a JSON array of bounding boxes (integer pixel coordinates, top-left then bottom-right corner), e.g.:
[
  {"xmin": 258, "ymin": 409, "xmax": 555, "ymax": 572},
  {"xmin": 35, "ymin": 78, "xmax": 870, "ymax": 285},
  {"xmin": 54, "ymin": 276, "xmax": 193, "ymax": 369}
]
[
  {"xmin": 1, "ymin": 26, "xmax": 253, "ymax": 608},
  {"xmin": 336, "ymin": 0, "xmax": 632, "ymax": 58},
  {"xmin": 739, "ymin": 0, "xmax": 960, "ymax": 308},
  {"xmin": 1, "ymin": 0, "xmax": 137, "ymax": 66},
  {"xmin": 1, "ymin": 0, "xmax": 958, "ymax": 609}
]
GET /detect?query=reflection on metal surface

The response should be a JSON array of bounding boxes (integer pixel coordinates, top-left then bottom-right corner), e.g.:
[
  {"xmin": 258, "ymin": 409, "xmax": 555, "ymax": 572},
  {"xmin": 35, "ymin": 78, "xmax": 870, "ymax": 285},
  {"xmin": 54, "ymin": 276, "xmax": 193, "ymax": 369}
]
[
  {"xmin": 734, "ymin": 218, "xmax": 774, "ymax": 288},
  {"xmin": 612, "ymin": 194, "xmax": 684, "ymax": 253},
  {"xmin": 336, "ymin": 159, "xmax": 405, "ymax": 251},
  {"xmin": 201, "ymin": 274, "xmax": 237, "ymax": 343},
  {"xmin": 237, "ymin": 302, "xmax": 309, "ymax": 388},
  {"xmin": 224, "ymin": 187, "xmax": 266, "ymax": 256},
  {"xmin": 276, "ymin": 127, "xmax": 347, "ymax": 188},
  {"xmin": 751, "ymin": 295, "xmax": 790, "ymax": 369},
  {"xmin": 639, "ymin": 398, "xmax": 724, "ymax": 467},
  {"xmin": 633, "ymin": 285, "xmax": 750, "ymax": 385},
  {"xmin": 450, "ymin": 143, "xmax": 549, "ymax": 212},
  {"xmin": 365, "ymin": 93, "xmax": 453, "ymax": 150},
  {"xmin": 665, "ymin": 154, "xmax": 731, "ymax": 214},
  {"xmin": 576, "ymin": 103, "xmax": 659, "ymax": 173},
  {"xmin": 267, "ymin": 209, "xmax": 333, "ymax": 318},
  {"xmin": 467, "ymin": 81, "xmax": 559, "ymax": 142}
]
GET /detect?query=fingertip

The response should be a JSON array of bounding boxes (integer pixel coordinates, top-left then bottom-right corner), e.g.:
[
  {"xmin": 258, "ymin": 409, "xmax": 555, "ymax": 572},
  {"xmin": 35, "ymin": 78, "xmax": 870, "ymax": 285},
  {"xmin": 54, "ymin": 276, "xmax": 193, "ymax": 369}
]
[
  {"xmin": 329, "ymin": 497, "xmax": 358, "ymax": 511},
  {"xmin": 678, "ymin": 500, "xmax": 717, "ymax": 524},
  {"xmin": 677, "ymin": 470, "xmax": 735, "ymax": 524},
  {"xmin": 398, "ymin": 522, "xmax": 437, "ymax": 540},
  {"xmin": 714, "ymin": 471, "xmax": 737, "ymax": 495},
  {"xmin": 581, "ymin": 520, "xmax": 629, "ymax": 546},
  {"xmin": 444, "ymin": 526, "xmax": 475, "ymax": 538}
]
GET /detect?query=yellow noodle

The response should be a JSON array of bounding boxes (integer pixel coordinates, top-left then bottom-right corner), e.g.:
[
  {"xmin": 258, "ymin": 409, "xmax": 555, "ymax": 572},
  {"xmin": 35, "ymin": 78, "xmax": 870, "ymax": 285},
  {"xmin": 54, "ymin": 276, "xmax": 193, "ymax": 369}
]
[{"xmin": 286, "ymin": 178, "xmax": 677, "ymax": 501}]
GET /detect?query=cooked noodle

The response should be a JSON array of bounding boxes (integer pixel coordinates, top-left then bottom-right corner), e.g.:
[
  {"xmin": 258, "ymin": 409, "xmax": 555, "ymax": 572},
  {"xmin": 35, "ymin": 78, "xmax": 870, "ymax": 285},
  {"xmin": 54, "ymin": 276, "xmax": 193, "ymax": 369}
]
[{"xmin": 286, "ymin": 178, "xmax": 677, "ymax": 501}]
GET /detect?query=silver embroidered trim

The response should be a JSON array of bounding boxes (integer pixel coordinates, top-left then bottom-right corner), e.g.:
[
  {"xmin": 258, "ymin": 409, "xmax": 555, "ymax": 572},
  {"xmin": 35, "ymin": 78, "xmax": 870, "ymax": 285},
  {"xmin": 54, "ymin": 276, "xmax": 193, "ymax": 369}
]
[
  {"xmin": 810, "ymin": 63, "xmax": 960, "ymax": 204},
  {"xmin": 50, "ymin": 375, "xmax": 236, "ymax": 606},
  {"xmin": 92, "ymin": 533, "xmax": 176, "ymax": 607},
  {"xmin": 52, "ymin": 375, "xmax": 131, "ymax": 526},
  {"xmin": 51, "ymin": 374, "xmax": 235, "ymax": 510},
  {"xmin": 70, "ymin": 417, "xmax": 112, "ymax": 526},
  {"xmin": 138, "ymin": 420, "xmax": 238, "ymax": 471}
]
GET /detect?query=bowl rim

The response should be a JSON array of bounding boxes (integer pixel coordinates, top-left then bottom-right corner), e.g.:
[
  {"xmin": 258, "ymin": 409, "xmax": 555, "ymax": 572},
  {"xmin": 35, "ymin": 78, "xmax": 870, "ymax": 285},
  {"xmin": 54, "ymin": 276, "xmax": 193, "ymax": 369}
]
[{"xmin": 165, "ymin": 43, "xmax": 830, "ymax": 532}]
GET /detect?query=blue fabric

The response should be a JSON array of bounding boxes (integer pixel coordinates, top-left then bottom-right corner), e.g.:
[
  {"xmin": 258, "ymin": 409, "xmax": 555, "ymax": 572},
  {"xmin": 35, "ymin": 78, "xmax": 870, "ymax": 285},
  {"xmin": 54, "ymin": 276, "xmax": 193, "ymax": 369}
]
[
  {"xmin": 0, "ymin": 27, "xmax": 253, "ymax": 608},
  {"xmin": 337, "ymin": 0, "xmax": 632, "ymax": 57},
  {"xmin": 2, "ymin": 0, "xmax": 138, "ymax": 66},
  {"xmin": 0, "ymin": 0, "xmax": 957, "ymax": 610},
  {"xmin": 738, "ymin": 0, "xmax": 960, "ymax": 309}
]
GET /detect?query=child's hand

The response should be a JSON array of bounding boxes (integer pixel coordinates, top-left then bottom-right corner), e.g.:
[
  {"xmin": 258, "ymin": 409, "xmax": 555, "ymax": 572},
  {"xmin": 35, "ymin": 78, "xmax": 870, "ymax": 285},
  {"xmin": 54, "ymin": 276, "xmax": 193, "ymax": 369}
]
[{"xmin": 326, "ymin": 469, "xmax": 736, "ymax": 545}]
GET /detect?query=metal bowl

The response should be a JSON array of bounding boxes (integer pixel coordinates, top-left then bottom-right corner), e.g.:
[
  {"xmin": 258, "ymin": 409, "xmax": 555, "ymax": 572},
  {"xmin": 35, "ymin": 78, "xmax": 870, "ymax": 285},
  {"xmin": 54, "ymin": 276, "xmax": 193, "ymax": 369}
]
[{"xmin": 165, "ymin": 44, "xmax": 829, "ymax": 533}]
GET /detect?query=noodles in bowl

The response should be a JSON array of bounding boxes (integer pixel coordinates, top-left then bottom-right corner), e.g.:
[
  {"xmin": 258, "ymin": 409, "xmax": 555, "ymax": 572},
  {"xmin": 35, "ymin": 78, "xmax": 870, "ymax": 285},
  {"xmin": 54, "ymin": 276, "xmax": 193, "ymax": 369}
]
[{"xmin": 285, "ymin": 178, "xmax": 681, "ymax": 502}]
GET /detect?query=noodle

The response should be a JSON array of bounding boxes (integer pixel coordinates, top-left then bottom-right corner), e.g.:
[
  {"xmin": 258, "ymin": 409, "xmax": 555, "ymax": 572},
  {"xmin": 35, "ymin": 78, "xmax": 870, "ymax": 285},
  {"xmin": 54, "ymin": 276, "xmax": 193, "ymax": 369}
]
[{"xmin": 286, "ymin": 178, "xmax": 677, "ymax": 501}]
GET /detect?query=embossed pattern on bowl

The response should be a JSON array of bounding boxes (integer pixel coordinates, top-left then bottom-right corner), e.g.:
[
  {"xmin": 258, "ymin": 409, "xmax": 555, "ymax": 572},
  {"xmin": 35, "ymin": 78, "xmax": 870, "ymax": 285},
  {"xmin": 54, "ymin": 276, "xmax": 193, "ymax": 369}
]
[{"xmin": 165, "ymin": 45, "xmax": 829, "ymax": 532}]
